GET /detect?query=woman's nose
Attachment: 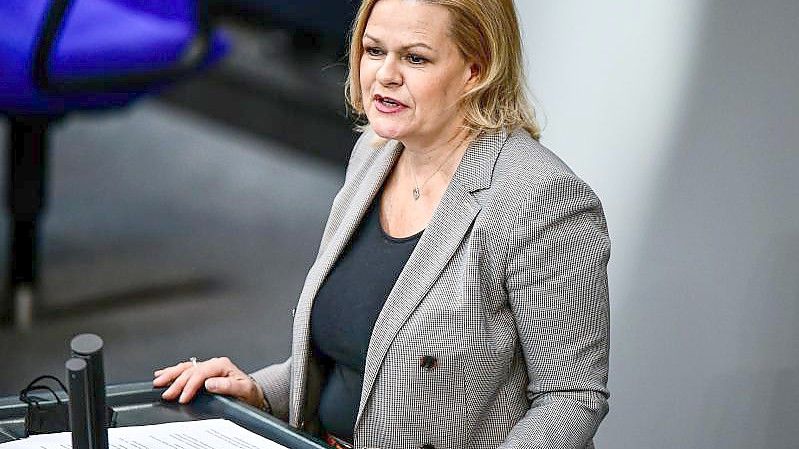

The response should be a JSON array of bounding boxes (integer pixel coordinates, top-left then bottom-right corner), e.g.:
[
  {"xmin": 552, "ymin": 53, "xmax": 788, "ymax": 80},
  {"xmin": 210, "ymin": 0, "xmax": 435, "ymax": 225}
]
[{"xmin": 376, "ymin": 56, "xmax": 402, "ymax": 87}]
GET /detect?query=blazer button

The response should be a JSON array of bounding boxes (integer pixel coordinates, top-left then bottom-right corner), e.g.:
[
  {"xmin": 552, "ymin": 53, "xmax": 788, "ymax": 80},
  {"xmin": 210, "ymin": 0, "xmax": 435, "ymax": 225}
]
[
  {"xmin": 420, "ymin": 444, "xmax": 436, "ymax": 449},
  {"xmin": 419, "ymin": 355, "xmax": 438, "ymax": 371}
]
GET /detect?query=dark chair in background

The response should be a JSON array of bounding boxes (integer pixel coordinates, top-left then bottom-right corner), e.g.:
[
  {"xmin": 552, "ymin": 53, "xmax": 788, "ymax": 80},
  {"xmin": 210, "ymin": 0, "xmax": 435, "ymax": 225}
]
[
  {"xmin": 211, "ymin": 0, "xmax": 359, "ymax": 53},
  {"xmin": 0, "ymin": 0, "xmax": 229, "ymax": 329}
]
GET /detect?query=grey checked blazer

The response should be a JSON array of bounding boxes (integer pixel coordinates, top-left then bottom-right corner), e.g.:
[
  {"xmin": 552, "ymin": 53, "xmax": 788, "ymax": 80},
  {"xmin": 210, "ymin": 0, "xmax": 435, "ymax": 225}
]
[{"xmin": 251, "ymin": 128, "xmax": 611, "ymax": 449}]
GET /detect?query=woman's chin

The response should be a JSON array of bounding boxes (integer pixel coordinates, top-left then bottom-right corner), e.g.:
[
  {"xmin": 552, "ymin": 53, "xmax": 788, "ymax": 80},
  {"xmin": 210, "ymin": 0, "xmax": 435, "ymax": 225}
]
[{"xmin": 370, "ymin": 123, "xmax": 406, "ymax": 141}]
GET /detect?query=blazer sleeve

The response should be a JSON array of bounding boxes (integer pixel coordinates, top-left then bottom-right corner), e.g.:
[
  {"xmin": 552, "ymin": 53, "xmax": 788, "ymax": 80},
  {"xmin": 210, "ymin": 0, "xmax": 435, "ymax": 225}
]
[
  {"xmin": 500, "ymin": 173, "xmax": 611, "ymax": 449},
  {"xmin": 249, "ymin": 357, "xmax": 292, "ymax": 421}
]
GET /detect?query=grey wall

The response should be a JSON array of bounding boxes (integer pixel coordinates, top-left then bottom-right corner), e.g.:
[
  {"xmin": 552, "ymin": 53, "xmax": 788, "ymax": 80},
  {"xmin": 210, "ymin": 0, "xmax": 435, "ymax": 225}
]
[{"xmin": 518, "ymin": 1, "xmax": 799, "ymax": 447}]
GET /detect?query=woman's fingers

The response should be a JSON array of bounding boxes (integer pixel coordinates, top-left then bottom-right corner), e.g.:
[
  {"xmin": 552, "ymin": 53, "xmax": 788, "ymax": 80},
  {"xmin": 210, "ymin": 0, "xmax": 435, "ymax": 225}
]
[
  {"xmin": 204, "ymin": 377, "xmax": 237, "ymax": 396},
  {"xmin": 204, "ymin": 373, "xmax": 254, "ymax": 402},
  {"xmin": 179, "ymin": 364, "xmax": 228, "ymax": 403},
  {"xmin": 152, "ymin": 361, "xmax": 193, "ymax": 387},
  {"xmin": 161, "ymin": 366, "xmax": 195, "ymax": 401},
  {"xmin": 155, "ymin": 357, "xmax": 240, "ymax": 404}
]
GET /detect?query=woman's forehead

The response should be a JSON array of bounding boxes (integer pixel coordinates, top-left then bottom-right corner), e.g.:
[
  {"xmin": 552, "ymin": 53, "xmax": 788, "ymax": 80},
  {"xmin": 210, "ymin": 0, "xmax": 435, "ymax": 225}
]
[{"xmin": 364, "ymin": 0, "xmax": 453, "ymax": 46}]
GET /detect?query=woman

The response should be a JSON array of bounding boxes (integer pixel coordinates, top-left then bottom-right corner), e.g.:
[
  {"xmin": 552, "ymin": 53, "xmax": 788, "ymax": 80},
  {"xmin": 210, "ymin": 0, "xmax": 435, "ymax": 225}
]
[{"xmin": 154, "ymin": 1, "xmax": 611, "ymax": 448}]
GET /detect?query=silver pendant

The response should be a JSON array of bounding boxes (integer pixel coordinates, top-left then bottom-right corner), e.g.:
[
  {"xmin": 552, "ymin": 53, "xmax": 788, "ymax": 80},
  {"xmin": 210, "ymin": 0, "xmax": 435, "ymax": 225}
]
[{"xmin": 413, "ymin": 186, "xmax": 420, "ymax": 200}]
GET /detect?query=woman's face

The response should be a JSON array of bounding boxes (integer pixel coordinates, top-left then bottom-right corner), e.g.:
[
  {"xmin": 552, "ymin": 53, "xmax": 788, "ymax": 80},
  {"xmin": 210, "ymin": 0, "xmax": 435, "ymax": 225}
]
[{"xmin": 359, "ymin": 0, "xmax": 478, "ymax": 146}]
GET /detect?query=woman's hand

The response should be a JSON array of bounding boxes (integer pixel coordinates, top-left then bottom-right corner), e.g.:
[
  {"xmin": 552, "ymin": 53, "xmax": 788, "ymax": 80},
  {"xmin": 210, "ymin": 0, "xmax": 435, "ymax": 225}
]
[{"xmin": 152, "ymin": 357, "xmax": 267, "ymax": 409}]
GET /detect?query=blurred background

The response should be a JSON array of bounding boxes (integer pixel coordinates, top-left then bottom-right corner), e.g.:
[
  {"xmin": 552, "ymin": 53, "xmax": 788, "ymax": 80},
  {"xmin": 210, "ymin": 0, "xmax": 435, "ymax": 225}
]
[{"xmin": 0, "ymin": 1, "xmax": 797, "ymax": 448}]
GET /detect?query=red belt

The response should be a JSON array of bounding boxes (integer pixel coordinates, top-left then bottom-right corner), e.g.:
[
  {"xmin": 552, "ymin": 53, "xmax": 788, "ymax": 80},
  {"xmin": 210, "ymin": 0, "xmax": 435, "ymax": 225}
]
[{"xmin": 324, "ymin": 432, "xmax": 354, "ymax": 449}]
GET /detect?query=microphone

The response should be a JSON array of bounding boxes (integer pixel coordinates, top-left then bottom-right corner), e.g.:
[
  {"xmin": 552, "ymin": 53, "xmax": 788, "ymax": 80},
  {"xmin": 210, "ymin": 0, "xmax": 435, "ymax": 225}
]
[
  {"xmin": 70, "ymin": 334, "xmax": 109, "ymax": 449},
  {"xmin": 66, "ymin": 358, "xmax": 90, "ymax": 449}
]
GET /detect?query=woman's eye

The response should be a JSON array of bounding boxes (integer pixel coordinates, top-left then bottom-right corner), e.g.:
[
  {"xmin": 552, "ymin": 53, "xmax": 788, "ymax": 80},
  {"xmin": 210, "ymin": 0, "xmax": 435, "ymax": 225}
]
[
  {"xmin": 365, "ymin": 47, "xmax": 383, "ymax": 57},
  {"xmin": 406, "ymin": 54, "xmax": 427, "ymax": 64}
]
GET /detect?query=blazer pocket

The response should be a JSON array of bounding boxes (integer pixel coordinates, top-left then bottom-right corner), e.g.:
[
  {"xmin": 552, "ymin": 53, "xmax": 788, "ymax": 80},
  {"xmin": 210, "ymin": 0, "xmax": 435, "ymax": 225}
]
[
  {"xmin": 377, "ymin": 296, "xmax": 470, "ymax": 447},
  {"xmin": 403, "ymin": 345, "xmax": 468, "ymax": 448},
  {"xmin": 410, "ymin": 354, "xmax": 467, "ymax": 430}
]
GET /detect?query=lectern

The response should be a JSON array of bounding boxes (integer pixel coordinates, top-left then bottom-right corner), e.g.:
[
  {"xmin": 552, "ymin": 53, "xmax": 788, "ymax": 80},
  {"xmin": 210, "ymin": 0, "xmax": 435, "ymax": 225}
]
[{"xmin": 1, "ymin": 385, "xmax": 327, "ymax": 449}]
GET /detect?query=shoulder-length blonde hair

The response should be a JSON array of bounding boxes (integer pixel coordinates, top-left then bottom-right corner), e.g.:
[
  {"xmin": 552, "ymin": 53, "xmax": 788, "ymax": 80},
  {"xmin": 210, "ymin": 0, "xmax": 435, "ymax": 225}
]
[{"xmin": 344, "ymin": 0, "xmax": 541, "ymax": 140}]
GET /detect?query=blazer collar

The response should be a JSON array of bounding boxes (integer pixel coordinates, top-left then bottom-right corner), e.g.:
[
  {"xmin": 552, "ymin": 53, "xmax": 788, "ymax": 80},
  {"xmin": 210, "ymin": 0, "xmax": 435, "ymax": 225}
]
[{"xmin": 451, "ymin": 127, "xmax": 508, "ymax": 194}]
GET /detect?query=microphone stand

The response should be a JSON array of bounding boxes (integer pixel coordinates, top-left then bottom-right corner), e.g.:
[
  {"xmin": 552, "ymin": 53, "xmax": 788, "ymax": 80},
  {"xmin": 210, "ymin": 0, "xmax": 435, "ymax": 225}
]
[{"xmin": 67, "ymin": 333, "xmax": 109, "ymax": 449}]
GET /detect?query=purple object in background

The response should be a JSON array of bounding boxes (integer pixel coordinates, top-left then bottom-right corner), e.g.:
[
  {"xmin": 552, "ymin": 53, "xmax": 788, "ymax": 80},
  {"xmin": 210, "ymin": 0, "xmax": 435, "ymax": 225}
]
[
  {"xmin": 0, "ymin": 0, "xmax": 229, "ymax": 115},
  {"xmin": 0, "ymin": 0, "xmax": 229, "ymax": 330}
]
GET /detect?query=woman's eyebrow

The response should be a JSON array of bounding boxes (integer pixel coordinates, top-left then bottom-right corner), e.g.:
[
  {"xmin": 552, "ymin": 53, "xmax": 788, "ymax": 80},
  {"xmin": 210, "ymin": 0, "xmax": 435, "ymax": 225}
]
[{"xmin": 363, "ymin": 33, "xmax": 434, "ymax": 51}]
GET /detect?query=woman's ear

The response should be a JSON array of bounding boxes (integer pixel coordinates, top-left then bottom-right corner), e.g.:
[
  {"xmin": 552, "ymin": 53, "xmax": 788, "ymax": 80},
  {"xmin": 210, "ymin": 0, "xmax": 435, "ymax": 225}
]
[{"xmin": 465, "ymin": 62, "xmax": 481, "ymax": 89}]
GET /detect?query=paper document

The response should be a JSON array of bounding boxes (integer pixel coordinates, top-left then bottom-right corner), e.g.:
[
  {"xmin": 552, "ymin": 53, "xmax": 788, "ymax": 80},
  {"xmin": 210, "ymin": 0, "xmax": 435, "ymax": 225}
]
[{"xmin": 0, "ymin": 419, "xmax": 289, "ymax": 449}]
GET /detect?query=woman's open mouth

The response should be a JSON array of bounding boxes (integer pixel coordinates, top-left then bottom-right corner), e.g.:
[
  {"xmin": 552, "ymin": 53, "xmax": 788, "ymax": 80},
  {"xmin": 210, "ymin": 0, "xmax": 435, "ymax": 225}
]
[{"xmin": 374, "ymin": 94, "xmax": 408, "ymax": 113}]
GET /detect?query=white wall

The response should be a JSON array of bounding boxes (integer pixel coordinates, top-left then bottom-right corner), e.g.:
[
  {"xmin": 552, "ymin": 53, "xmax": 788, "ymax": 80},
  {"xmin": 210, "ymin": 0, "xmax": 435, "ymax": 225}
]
[
  {"xmin": 517, "ymin": 0, "xmax": 705, "ymax": 305},
  {"xmin": 517, "ymin": 1, "xmax": 799, "ymax": 447}
]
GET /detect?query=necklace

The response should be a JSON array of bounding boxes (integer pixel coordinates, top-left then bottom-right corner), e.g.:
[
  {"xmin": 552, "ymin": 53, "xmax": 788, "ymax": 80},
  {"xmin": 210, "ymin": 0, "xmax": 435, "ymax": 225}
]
[{"xmin": 408, "ymin": 132, "xmax": 469, "ymax": 201}]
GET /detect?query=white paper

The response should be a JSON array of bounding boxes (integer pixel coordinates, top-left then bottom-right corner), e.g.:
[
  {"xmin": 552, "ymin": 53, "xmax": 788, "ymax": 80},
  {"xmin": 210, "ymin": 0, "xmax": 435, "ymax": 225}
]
[{"xmin": 0, "ymin": 419, "xmax": 289, "ymax": 449}]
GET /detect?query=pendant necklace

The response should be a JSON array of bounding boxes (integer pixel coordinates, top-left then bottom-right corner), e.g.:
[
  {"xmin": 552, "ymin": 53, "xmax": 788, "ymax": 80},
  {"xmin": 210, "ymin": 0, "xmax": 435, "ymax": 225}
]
[{"xmin": 409, "ymin": 132, "xmax": 469, "ymax": 201}]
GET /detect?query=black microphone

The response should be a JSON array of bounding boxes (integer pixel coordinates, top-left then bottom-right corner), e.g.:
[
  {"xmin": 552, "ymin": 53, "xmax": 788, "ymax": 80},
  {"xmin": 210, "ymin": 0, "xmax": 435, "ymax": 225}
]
[
  {"xmin": 70, "ymin": 334, "xmax": 109, "ymax": 449},
  {"xmin": 66, "ymin": 357, "xmax": 90, "ymax": 449}
]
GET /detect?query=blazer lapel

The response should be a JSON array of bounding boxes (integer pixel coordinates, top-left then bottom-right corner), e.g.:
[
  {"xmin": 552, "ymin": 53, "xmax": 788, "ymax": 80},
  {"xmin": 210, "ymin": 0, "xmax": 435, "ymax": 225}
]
[
  {"xmin": 355, "ymin": 129, "xmax": 508, "ymax": 428},
  {"xmin": 288, "ymin": 139, "xmax": 402, "ymax": 427}
]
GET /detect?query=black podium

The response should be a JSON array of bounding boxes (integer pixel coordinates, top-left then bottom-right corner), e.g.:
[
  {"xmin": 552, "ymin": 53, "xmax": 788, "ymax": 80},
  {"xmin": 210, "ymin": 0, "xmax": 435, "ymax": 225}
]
[{"xmin": 0, "ymin": 382, "xmax": 328, "ymax": 449}]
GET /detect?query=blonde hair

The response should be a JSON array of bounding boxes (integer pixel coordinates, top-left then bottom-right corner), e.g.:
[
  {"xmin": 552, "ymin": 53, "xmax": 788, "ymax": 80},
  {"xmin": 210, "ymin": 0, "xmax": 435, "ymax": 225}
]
[{"xmin": 345, "ymin": 0, "xmax": 541, "ymax": 140}]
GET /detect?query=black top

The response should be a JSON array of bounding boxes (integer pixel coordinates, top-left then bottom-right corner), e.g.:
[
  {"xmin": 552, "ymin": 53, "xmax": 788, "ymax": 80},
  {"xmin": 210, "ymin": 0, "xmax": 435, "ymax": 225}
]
[{"xmin": 310, "ymin": 196, "xmax": 422, "ymax": 441}]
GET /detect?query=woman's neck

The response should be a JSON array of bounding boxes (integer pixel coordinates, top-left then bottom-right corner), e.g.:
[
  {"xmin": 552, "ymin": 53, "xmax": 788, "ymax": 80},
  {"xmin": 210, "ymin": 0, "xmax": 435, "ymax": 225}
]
[{"xmin": 400, "ymin": 127, "xmax": 473, "ymax": 179}]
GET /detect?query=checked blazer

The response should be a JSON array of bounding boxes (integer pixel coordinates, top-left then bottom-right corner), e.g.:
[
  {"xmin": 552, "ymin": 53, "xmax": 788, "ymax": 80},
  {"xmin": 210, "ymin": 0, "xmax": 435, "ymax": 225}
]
[{"xmin": 250, "ymin": 127, "xmax": 611, "ymax": 449}]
